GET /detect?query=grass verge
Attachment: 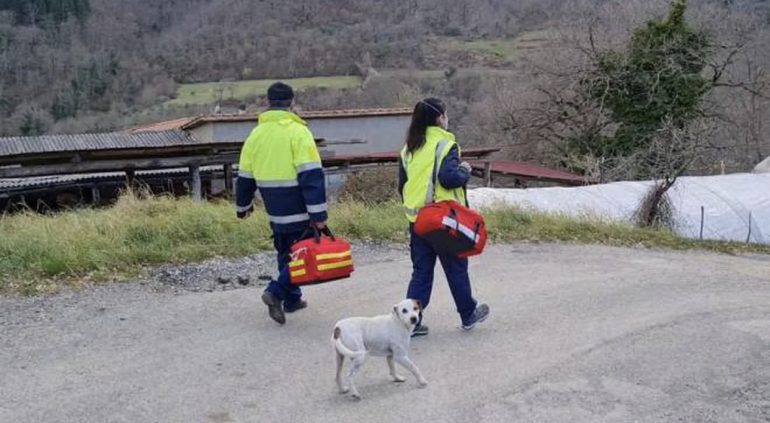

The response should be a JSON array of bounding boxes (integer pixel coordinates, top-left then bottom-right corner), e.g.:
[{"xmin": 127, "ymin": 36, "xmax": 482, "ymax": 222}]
[{"xmin": 2, "ymin": 195, "xmax": 768, "ymax": 295}]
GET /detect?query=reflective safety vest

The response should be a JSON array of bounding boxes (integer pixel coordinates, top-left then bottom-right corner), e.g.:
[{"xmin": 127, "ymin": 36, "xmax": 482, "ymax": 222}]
[
  {"xmin": 400, "ymin": 126, "xmax": 467, "ymax": 222},
  {"xmin": 237, "ymin": 110, "xmax": 327, "ymax": 232}
]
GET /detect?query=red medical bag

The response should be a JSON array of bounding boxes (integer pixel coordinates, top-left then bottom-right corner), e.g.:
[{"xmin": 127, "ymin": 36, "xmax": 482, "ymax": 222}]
[
  {"xmin": 414, "ymin": 200, "xmax": 487, "ymax": 258},
  {"xmin": 289, "ymin": 227, "xmax": 354, "ymax": 285}
]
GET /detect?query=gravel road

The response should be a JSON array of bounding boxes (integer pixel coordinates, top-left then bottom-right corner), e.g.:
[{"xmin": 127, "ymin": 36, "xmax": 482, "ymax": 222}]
[{"xmin": 1, "ymin": 243, "xmax": 769, "ymax": 423}]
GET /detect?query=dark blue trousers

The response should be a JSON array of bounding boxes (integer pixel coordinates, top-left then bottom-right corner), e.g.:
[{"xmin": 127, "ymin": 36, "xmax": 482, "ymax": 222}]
[
  {"xmin": 406, "ymin": 225, "xmax": 477, "ymax": 323},
  {"xmin": 265, "ymin": 229, "xmax": 308, "ymax": 307}
]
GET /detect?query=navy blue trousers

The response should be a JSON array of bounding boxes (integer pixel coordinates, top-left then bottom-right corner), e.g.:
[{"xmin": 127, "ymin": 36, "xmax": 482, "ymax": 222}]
[
  {"xmin": 406, "ymin": 225, "xmax": 477, "ymax": 323},
  {"xmin": 265, "ymin": 229, "xmax": 308, "ymax": 307}
]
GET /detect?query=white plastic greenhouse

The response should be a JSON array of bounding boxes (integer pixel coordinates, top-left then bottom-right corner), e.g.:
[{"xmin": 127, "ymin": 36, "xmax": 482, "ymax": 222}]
[
  {"xmin": 755, "ymin": 156, "xmax": 770, "ymax": 173},
  {"xmin": 468, "ymin": 173, "xmax": 770, "ymax": 245}
]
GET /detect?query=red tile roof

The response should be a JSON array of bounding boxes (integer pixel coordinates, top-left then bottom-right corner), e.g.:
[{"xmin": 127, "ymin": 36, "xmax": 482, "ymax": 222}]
[
  {"xmin": 468, "ymin": 160, "xmax": 591, "ymax": 186},
  {"xmin": 322, "ymin": 148, "xmax": 499, "ymax": 166}
]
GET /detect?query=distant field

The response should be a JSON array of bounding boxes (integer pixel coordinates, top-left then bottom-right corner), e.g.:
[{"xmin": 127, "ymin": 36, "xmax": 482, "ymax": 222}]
[
  {"xmin": 166, "ymin": 75, "xmax": 362, "ymax": 106},
  {"xmin": 379, "ymin": 69, "xmax": 446, "ymax": 79},
  {"xmin": 443, "ymin": 30, "xmax": 552, "ymax": 61},
  {"xmin": 447, "ymin": 39, "xmax": 520, "ymax": 60},
  {"xmin": 165, "ymin": 69, "xmax": 452, "ymax": 107}
]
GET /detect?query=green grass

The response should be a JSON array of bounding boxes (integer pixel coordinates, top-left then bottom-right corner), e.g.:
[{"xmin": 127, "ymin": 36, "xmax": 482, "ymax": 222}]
[
  {"xmin": 167, "ymin": 76, "xmax": 362, "ymax": 106},
  {"xmin": 448, "ymin": 39, "xmax": 520, "ymax": 60},
  {"xmin": 165, "ymin": 69, "xmax": 453, "ymax": 107},
  {"xmin": 2, "ymin": 195, "xmax": 768, "ymax": 295},
  {"xmin": 443, "ymin": 30, "xmax": 552, "ymax": 62},
  {"xmin": 379, "ymin": 69, "xmax": 446, "ymax": 79}
]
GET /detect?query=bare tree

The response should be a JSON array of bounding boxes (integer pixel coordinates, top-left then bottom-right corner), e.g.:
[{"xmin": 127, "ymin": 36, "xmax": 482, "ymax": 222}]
[{"xmin": 635, "ymin": 117, "xmax": 715, "ymax": 227}]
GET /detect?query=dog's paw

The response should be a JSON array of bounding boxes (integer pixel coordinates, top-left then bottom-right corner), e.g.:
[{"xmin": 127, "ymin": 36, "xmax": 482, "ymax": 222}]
[
  {"xmin": 350, "ymin": 392, "xmax": 362, "ymax": 401},
  {"xmin": 417, "ymin": 378, "xmax": 428, "ymax": 388},
  {"xmin": 338, "ymin": 386, "xmax": 350, "ymax": 394},
  {"xmin": 392, "ymin": 375, "xmax": 406, "ymax": 383}
]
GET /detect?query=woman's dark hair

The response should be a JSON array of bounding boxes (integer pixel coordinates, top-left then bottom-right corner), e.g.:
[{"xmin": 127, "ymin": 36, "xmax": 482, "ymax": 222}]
[{"xmin": 405, "ymin": 98, "xmax": 445, "ymax": 153}]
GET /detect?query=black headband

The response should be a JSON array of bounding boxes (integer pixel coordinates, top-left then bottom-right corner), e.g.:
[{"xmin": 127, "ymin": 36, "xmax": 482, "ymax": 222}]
[{"xmin": 420, "ymin": 101, "xmax": 444, "ymax": 116}]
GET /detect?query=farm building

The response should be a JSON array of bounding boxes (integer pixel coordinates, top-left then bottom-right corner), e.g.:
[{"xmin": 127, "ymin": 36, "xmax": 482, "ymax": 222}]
[{"xmin": 0, "ymin": 108, "xmax": 587, "ymax": 211}]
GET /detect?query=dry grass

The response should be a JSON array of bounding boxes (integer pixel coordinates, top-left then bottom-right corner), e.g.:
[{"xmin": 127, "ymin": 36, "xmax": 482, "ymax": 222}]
[{"xmin": 2, "ymin": 194, "xmax": 767, "ymax": 295}]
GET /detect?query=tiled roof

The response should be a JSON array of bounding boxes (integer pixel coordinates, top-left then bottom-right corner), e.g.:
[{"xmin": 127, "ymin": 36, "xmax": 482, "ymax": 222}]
[
  {"xmin": 468, "ymin": 160, "xmax": 592, "ymax": 185},
  {"xmin": 0, "ymin": 166, "xmax": 224, "ymax": 191},
  {"xmin": 0, "ymin": 130, "xmax": 197, "ymax": 158},
  {"xmin": 129, "ymin": 108, "xmax": 413, "ymax": 132},
  {"xmin": 130, "ymin": 117, "xmax": 198, "ymax": 133}
]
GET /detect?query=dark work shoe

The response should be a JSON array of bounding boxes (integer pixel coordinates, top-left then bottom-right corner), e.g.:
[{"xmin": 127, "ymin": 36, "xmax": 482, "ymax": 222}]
[
  {"xmin": 411, "ymin": 324, "xmax": 429, "ymax": 337},
  {"xmin": 261, "ymin": 292, "xmax": 285, "ymax": 325},
  {"xmin": 283, "ymin": 300, "xmax": 307, "ymax": 313},
  {"xmin": 462, "ymin": 304, "xmax": 490, "ymax": 330}
]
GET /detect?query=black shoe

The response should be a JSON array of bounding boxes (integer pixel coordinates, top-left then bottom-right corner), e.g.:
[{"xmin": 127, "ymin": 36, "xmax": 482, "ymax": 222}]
[
  {"xmin": 283, "ymin": 300, "xmax": 307, "ymax": 313},
  {"xmin": 462, "ymin": 304, "xmax": 490, "ymax": 330},
  {"xmin": 411, "ymin": 323, "xmax": 429, "ymax": 337},
  {"xmin": 261, "ymin": 292, "xmax": 286, "ymax": 324}
]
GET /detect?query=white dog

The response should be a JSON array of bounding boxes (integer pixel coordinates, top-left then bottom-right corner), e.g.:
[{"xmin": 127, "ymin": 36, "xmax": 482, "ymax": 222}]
[{"xmin": 331, "ymin": 299, "xmax": 428, "ymax": 399}]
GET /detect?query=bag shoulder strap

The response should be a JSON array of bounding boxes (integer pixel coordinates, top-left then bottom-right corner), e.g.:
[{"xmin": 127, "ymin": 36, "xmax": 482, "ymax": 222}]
[{"xmin": 429, "ymin": 140, "xmax": 468, "ymax": 206}]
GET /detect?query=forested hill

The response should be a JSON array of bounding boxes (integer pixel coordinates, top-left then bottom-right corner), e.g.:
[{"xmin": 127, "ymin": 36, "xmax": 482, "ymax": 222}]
[
  {"xmin": 0, "ymin": 0, "xmax": 566, "ymax": 135},
  {"xmin": 0, "ymin": 0, "xmax": 767, "ymax": 137}
]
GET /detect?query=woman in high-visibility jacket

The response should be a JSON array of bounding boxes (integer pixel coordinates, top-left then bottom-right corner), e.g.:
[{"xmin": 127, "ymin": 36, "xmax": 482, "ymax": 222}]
[{"xmin": 397, "ymin": 98, "xmax": 490, "ymax": 337}]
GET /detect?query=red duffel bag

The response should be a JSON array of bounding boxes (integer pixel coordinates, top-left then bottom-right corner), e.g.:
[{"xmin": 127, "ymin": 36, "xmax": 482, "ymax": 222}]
[
  {"xmin": 414, "ymin": 200, "xmax": 487, "ymax": 258},
  {"xmin": 289, "ymin": 226, "xmax": 354, "ymax": 285}
]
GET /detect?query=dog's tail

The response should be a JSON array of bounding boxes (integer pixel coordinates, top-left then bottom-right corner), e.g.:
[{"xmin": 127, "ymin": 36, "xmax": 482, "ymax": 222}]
[{"xmin": 332, "ymin": 326, "xmax": 366, "ymax": 359}]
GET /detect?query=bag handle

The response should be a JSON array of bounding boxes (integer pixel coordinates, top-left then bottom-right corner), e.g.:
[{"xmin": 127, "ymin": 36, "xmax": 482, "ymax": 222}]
[
  {"xmin": 300, "ymin": 225, "xmax": 336, "ymax": 243},
  {"xmin": 449, "ymin": 206, "xmax": 481, "ymax": 244},
  {"xmin": 448, "ymin": 207, "xmax": 460, "ymax": 231},
  {"xmin": 320, "ymin": 225, "xmax": 335, "ymax": 241}
]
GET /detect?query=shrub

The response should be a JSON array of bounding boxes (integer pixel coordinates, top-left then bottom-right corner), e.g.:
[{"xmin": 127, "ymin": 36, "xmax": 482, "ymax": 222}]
[{"xmin": 337, "ymin": 167, "xmax": 399, "ymax": 204}]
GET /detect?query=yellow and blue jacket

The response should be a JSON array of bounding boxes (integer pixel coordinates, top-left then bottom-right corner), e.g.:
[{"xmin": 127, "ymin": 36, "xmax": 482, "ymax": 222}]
[{"xmin": 235, "ymin": 110, "xmax": 327, "ymax": 233}]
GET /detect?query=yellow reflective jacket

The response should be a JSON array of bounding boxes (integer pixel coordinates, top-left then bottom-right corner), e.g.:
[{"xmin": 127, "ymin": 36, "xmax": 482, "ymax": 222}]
[{"xmin": 400, "ymin": 126, "xmax": 467, "ymax": 222}]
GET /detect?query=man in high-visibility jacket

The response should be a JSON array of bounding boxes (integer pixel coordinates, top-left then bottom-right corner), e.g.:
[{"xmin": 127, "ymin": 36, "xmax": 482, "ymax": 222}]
[{"xmin": 235, "ymin": 82, "xmax": 327, "ymax": 325}]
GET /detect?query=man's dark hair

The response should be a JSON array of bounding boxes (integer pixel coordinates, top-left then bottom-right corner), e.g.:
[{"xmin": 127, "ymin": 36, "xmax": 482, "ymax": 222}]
[{"xmin": 267, "ymin": 82, "xmax": 294, "ymax": 109}]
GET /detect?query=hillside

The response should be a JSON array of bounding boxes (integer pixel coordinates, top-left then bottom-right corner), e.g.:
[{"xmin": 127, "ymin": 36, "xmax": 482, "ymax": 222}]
[
  {"xmin": 0, "ymin": 0, "xmax": 564, "ymax": 135},
  {"xmin": 4, "ymin": 0, "xmax": 765, "ymax": 134},
  {"xmin": 0, "ymin": 0, "xmax": 768, "ymax": 175}
]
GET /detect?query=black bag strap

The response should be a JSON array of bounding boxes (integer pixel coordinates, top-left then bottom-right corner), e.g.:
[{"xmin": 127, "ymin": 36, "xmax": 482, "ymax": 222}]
[{"xmin": 300, "ymin": 225, "xmax": 335, "ymax": 243}]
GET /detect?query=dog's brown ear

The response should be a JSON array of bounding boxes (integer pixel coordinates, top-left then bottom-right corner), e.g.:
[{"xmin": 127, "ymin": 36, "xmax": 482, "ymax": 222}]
[
  {"xmin": 393, "ymin": 305, "xmax": 398, "ymax": 314},
  {"xmin": 415, "ymin": 299, "xmax": 423, "ymax": 310}
]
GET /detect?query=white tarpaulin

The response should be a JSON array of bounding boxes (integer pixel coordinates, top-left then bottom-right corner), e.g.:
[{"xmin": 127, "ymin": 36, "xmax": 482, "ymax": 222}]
[
  {"xmin": 468, "ymin": 173, "xmax": 770, "ymax": 245},
  {"xmin": 755, "ymin": 156, "xmax": 770, "ymax": 173}
]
